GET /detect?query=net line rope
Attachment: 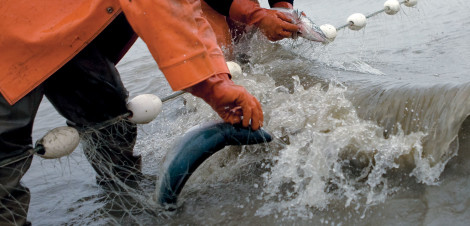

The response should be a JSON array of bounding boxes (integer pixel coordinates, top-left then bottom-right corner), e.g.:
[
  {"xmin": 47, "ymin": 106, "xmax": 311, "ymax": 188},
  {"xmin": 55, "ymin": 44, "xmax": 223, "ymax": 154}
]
[
  {"xmin": 0, "ymin": 90, "xmax": 187, "ymax": 167},
  {"xmin": 336, "ymin": 0, "xmax": 410, "ymax": 31},
  {"xmin": 155, "ymin": 1, "xmax": 415, "ymax": 103}
]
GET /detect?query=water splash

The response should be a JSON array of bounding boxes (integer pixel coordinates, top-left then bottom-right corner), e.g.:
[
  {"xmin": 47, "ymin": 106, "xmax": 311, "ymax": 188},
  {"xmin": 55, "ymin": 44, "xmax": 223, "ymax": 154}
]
[{"xmin": 245, "ymin": 75, "xmax": 427, "ymax": 217}]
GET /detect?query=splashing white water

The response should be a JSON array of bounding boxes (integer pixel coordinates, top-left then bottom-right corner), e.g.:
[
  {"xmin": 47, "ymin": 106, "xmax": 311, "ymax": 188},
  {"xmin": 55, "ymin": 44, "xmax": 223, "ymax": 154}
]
[
  {"xmin": 238, "ymin": 74, "xmax": 431, "ymax": 217},
  {"xmin": 141, "ymin": 36, "xmax": 453, "ymax": 218}
]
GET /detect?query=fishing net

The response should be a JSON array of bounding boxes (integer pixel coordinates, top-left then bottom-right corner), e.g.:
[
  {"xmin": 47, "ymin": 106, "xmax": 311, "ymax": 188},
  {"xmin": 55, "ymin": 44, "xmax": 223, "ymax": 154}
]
[
  {"xmin": 56, "ymin": 118, "xmax": 165, "ymax": 224},
  {"xmin": 0, "ymin": 112, "xmax": 178, "ymax": 225}
]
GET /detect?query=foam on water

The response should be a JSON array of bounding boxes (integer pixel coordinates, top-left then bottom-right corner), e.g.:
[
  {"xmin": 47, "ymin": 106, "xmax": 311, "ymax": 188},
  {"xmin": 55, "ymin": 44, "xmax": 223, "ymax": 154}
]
[{"xmin": 238, "ymin": 72, "xmax": 430, "ymax": 217}]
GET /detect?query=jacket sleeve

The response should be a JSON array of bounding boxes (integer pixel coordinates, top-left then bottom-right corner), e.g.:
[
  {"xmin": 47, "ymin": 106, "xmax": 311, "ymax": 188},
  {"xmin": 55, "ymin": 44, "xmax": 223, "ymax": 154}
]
[{"xmin": 118, "ymin": 0, "xmax": 229, "ymax": 91}]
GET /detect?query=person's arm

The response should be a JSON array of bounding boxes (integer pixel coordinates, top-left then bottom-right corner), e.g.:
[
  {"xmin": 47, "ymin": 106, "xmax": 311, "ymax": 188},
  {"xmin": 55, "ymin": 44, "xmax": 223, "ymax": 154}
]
[
  {"xmin": 119, "ymin": 0, "xmax": 263, "ymax": 130},
  {"xmin": 204, "ymin": 0, "xmax": 299, "ymax": 41},
  {"xmin": 203, "ymin": 0, "xmax": 299, "ymax": 41},
  {"xmin": 228, "ymin": 0, "xmax": 299, "ymax": 41},
  {"xmin": 119, "ymin": 0, "xmax": 227, "ymax": 90}
]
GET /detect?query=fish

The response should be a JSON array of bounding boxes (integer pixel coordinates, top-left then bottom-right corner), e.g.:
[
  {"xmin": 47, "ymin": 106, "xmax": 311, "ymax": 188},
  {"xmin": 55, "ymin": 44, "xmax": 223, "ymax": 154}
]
[
  {"xmin": 156, "ymin": 122, "xmax": 272, "ymax": 209},
  {"xmin": 273, "ymin": 8, "xmax": 330, "ymax": 43}
]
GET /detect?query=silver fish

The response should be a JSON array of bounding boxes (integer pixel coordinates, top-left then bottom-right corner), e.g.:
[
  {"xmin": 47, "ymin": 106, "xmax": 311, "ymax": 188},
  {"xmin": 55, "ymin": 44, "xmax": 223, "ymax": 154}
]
[{"xmin": 273, "ymin": 8, "xmax": 329, "ymax": 43}]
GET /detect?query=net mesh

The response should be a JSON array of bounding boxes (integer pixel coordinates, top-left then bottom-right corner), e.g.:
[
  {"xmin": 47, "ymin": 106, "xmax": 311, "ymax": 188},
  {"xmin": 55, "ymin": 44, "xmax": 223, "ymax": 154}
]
[{"xmin": 72, "ymin": 118, "xmax": 167, "ymax": 224}]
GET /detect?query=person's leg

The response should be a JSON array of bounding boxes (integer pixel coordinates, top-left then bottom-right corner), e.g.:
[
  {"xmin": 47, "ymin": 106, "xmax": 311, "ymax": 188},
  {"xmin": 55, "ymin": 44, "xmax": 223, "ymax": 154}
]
[
  {"xmin": 0, "ymin": 157, "xmax": 33, "ymax": 226},
  {"xmin": 0, "ymin": 87, "xmax": 43, "ymax": 226},
  {"xmin": 44, "ymin": 25, "xmax": 141, "ymax": 189}
]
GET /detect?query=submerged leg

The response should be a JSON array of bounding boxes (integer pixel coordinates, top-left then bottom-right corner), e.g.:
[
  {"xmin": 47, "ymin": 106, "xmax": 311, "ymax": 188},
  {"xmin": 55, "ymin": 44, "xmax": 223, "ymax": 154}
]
[
  {"xmin": 78, "ymin": 120, "xmax": 141, "ymax": 189},
  {"xmin": 44, "ymin": 22, "xmax": 141, "ymax": 189},
  {"xmin": 0, "ymin": 157, "xmax": 33, "ymax": 226},
  {"xmin": 0, "ymin": 87, "xmax": 43, "ymax": 226}
]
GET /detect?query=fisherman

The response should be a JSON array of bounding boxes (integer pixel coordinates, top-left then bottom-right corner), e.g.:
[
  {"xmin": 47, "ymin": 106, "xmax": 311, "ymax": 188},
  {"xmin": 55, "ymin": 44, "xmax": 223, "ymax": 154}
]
[
  {"xmin": 0, "ymin": 0, "xmax": 264, "ymax": 225},
  {"xmin": 201, "ymin": 0, "xmax": 303, "ymax": 57}
]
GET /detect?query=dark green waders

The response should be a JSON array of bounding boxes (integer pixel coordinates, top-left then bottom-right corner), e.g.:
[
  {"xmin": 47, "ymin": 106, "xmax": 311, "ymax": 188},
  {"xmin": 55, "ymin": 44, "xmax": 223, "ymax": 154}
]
[{"xmin": 0, "ymin": 14, "xmax": 141, "ymax": 225}]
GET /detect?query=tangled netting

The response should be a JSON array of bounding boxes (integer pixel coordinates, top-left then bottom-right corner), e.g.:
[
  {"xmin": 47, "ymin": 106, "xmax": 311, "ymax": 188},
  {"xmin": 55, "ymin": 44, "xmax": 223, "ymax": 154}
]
[
  {"xmin": 0, "ymin": 156, "xmax": 32, "ymax": 225},
  {"xmin": 72, "ymin": 118, "xmax": 167, "ymax": 224},
  {"xmin": 0, "ymin": 117, "xmax": 174, "ymax": 225}
]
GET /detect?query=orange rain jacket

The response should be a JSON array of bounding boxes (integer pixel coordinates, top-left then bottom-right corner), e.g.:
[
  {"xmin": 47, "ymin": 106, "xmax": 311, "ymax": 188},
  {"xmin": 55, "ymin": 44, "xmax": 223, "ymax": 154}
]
[
  {"xmin": 0, "ymin": 0, "xmax": 229, "ymax": 105},
  {"xmin": 200, "ymin": 1, "xmax": 233, "ymax": 51}
]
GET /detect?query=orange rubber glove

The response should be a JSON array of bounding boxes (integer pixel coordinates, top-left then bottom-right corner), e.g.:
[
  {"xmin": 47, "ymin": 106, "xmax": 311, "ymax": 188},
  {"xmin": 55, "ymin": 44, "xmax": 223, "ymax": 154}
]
[
  {"xmin": 229, "ymin": 0, "xmax": 300, "ymax": 41},
  {"xmin": 185, "ymin": 73, "xmax": 263, "ymax": 130}
]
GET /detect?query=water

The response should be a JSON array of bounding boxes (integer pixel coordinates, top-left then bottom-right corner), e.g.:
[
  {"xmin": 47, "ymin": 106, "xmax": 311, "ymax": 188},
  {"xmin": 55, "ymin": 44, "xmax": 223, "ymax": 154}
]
[{"xmin": 23, "ymin": 0, "xmax": 470, "ymax": 225}]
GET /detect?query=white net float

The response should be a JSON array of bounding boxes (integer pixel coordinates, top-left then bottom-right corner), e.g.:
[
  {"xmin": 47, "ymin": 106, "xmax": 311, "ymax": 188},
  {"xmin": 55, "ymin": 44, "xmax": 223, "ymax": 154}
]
[
  {"xmin": 384, "ymin": 0, "xmax": 401, "ymax": 15},
  {"xmin": 35, "ymin": 126, "xmax": 80, "ymax": 159},
  {"xmin": 226, "ymin": 61, "xmax": 242, "ymax": 78},
  {"xmin": 127, "ymin": 94, "xmax": 163, "ymax": 124},
  {"xmin": 320, "ymin": 24, "xmax": 337, "ymax": 41},
  {"xmin": 404, "ymin": 0, "xmax": 418, "ymax": 7},
  {"xmin": 347, "ymin": 13, "xmax": 367, "ymax": 30}
]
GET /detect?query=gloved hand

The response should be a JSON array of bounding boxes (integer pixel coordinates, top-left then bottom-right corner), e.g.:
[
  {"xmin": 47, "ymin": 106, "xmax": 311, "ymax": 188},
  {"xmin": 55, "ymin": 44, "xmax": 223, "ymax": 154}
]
[
  {"xmin": 185, "ymin": 73, "xmax": 263, "ymax": 130},
  {"xmin": 229, "ymin": 0, "xmax": 300, "ymax": 41}
]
